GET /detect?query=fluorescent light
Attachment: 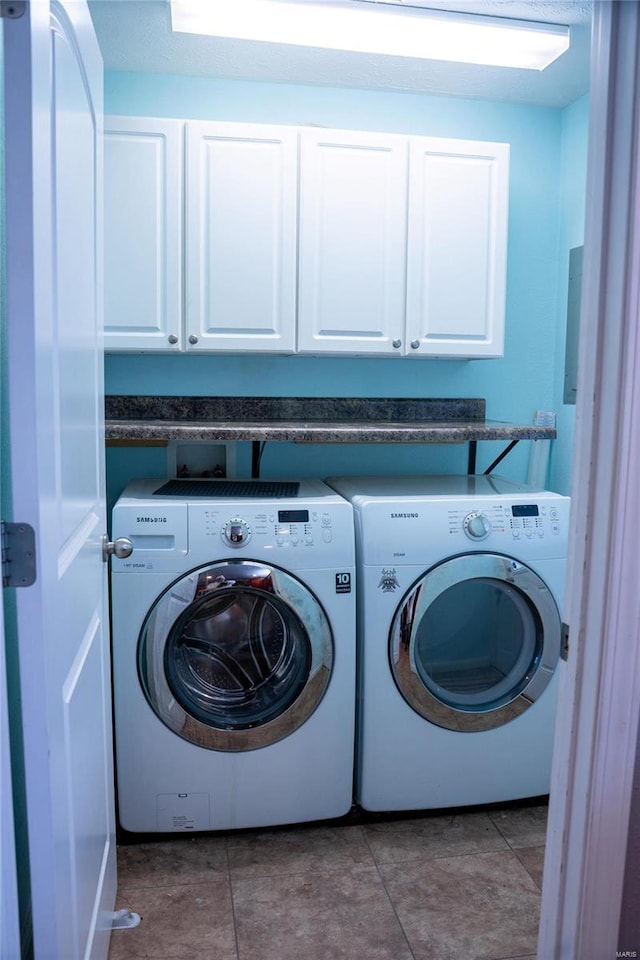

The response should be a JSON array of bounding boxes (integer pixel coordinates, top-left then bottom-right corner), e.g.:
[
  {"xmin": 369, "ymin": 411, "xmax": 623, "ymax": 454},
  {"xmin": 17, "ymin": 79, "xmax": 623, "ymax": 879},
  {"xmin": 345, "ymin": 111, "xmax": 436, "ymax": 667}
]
[{"xmin": 169, "ymin": 0, "xmax": 570, "ymax": 71}]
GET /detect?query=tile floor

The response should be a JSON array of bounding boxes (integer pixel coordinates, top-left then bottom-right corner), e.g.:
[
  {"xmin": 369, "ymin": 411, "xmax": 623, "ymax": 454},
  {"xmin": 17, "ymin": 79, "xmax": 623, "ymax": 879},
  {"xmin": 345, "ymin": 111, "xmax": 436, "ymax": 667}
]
[{"xmin": 108, "ymin": 801, "xmax": 546, "ymax": 960}]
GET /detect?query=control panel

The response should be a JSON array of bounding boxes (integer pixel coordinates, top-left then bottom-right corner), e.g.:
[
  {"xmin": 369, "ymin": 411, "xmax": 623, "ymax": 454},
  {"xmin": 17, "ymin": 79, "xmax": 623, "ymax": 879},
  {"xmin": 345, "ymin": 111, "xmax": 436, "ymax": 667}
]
[
  {"xmin": 507, "ymin": 502, "xmax": 562, "ymax": 540},
  {"xmin": 111, "ymin": 484, "xmax": 355, "ymax": 573},
  {"xmin": 453, "ymin": 502, "xmax": 563, "ymax": 542},
  {"xmin": 360, "ymin": 493, "xmax": 569, "ymax": 566},
  {"xmin": 210, "ymin": 507, "xmax": 334, "ymax": 549}
]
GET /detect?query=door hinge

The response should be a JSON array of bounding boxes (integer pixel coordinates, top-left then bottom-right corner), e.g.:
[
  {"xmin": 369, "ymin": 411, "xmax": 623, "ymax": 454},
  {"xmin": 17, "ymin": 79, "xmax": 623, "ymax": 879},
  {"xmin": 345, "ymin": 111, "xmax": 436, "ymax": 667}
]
[
  {"xmin": 0, "ymin": 2, "xmax": 26, "ymax": 18},
  {"xmin": 561, "ymin": 621, "xmax": 570, "ymax": 661},
  {"xmin": 1, "ymin": 522, "xmax": 36, "ymax": 588}
]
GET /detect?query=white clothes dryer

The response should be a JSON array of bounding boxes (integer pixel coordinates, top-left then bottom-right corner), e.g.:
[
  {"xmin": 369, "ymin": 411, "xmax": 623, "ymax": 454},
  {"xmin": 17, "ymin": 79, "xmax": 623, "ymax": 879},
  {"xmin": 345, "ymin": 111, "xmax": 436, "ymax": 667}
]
[
  {"xmin": 110, "ymin": 478, "xmax": 356, "ymax": 833},
  {"xmin": 326, "ymin": 474, "xmax": 570, "ymax": 812}
]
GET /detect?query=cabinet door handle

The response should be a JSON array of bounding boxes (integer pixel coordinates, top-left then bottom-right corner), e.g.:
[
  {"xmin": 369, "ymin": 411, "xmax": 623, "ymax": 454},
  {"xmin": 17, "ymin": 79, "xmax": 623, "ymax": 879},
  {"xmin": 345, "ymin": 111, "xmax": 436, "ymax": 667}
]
[
  {"xmin": 410, "ymin": 340, "xmax": 420, "ymax": 350},
  {"xmin": 392, "ymin": 339, "xmax": 402, "ymax": 349},
  {"xmin": 188, "ymin": 335, "xmax": 198, "ymax": 345},
  {"xmin": 168, "ymin": 334, "xmax": 178, "ymax": 345}
]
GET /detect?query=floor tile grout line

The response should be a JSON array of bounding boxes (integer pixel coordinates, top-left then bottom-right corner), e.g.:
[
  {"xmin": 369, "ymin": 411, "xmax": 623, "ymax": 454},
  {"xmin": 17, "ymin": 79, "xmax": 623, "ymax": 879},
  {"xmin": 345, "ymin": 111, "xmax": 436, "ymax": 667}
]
[
  {"xmin": 222, "ymin": 840, "xmax": 546, "ymax": 881},
  {"xmin": 477, "ymin": 810, "xmax": 520, "ymax": 850},
  {"xmin": 359, "ymin": 842, "xmax": 518, "ymax": 869},
  {"xmin": 361, "ymin": 808, "xmax": 508, "ymax": 867},
  {"xmin": 361, "ymin": 820, "xmax": 419, "ymax": 960},
  {"xmin": 486, "ymin": 805, "xmax": 549, "ymax": 851},
  {"xmin": 116, "ymin": 882, "xmax": 229, "ymax": 895},
  {"xmin": 224, "ymin": 839, "xmax": 242, "ymax": 960},
  {"xmin": 228, "ymin": 860, "xmax": 381, "ymax": 886},
  {"xmin": 511, "ymin": 848, "xmax": 545, "ymax": 892}
]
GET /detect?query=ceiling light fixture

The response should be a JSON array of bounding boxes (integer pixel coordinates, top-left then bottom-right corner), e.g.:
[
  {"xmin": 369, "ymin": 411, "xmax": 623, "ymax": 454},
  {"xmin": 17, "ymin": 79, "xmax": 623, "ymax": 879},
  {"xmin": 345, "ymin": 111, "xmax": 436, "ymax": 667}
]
[{"xmin": 169, "ymin": 0, "xmax": 570, "ymax": 71}]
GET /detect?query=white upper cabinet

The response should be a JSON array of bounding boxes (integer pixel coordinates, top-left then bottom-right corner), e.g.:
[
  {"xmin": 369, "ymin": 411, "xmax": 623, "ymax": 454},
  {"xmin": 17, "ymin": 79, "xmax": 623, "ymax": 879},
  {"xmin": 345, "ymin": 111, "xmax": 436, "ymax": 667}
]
[
  {"xmin": 103, "ymin": 117, "xmax": 509, "ymax": 358},
  {"xmin": 185, "ymin": 122, "xmax": 298, "ymax": 353},
  {"xmin": 406, "ymin": 137, "xmax": 509, "ymax": 358},
  {"xmin": 104, "ymin": 117, "xmax": 183, "ymax": 351},
  {"xmin": 298, "ymin": 129, "xmax": 509, "ymax": 357},
  {"xmin": 297, "ymin": 129, "xmax": 409, "ymax": 355}
]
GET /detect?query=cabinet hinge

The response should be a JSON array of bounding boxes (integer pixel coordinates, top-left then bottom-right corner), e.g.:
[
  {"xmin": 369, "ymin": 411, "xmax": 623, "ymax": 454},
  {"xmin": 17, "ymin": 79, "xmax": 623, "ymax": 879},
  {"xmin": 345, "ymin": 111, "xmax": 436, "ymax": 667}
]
[
  {"xmin": 561, "ymin": 621, "xmax": 570, "ymax": 661},
  {"xmin": 1, "ymin": 522, "xmax": 36, "ymax": 588},
  {"xmin": 0, "ymin": 2, "xmax": 26, "ymax": 18}
]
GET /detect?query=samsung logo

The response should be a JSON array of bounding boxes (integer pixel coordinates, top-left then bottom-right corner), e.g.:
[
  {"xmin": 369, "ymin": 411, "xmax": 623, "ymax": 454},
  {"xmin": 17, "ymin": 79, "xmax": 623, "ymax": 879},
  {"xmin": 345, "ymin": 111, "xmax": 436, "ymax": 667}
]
[
  {"xmin": 390, "ymin": 512, "xmax": 419, "ymax": 519},
  {"xmin": 136, "ymin": 516, "xmax": 167, "ymax": 523}
]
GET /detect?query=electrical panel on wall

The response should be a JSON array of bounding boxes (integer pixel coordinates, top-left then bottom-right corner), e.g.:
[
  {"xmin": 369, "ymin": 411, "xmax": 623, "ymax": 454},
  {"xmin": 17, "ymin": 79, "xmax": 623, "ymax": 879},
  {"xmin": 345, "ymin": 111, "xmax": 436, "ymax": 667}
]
[
  {"xmin": 166, "ymin": 441, "xmax": 236, "ymax": 480},
  {"xmin": 564, "ymin": 245, "xmax": 583, "ymax": 405}
]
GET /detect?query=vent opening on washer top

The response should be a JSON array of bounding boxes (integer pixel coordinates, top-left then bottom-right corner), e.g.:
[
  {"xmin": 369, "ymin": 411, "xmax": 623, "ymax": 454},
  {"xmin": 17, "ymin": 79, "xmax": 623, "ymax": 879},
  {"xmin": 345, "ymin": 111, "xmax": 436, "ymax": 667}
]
[{"xmin": 153, "ymin": 480, "xmax": 301, "ymax": 498}]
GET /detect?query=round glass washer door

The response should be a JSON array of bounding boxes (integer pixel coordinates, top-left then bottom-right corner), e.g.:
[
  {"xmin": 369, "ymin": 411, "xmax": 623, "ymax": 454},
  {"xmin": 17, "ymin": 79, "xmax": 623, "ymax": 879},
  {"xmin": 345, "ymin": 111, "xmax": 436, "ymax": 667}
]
[
  {"xmin": 138, "ymin": 560, "xmax": 334, "ymax": 751},
  {"xmin": 389, "ymin": 553, "xmax": 561, "ymax": 732}
]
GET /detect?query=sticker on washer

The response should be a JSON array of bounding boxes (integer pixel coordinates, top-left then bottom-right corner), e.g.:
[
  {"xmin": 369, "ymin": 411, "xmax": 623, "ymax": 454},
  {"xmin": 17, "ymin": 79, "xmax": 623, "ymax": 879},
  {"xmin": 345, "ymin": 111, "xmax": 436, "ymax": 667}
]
[
  {"xmin": 335, "ymin": 572, "xmax": 352, "ymax": 594},
  {"xmin": 378, "ymin": 568, "xmax": 400, "ymax": 592}
]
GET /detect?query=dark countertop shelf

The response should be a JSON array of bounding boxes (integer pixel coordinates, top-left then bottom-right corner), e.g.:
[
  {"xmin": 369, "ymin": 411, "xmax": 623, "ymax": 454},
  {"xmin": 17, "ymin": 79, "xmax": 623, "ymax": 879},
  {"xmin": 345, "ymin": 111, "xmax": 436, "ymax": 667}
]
[
  {"xmin": 104, "ymin": 397, "xmax": 557, "ymax": 445},
  {"xmin": 105, "ymin": 417, "xmax": 556, "ymax": 444}
]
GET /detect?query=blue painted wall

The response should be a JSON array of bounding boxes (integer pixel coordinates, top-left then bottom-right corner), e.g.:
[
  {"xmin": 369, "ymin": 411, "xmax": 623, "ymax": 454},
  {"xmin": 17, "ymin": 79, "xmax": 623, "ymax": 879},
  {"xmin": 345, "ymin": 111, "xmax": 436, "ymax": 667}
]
[
  {"xmin": 549, "ymin": 94, "xmax": 589, "ymax": 496},
  {"xmin": 104, "ymin": 71, "xmax": 584, "ymax": 503}
]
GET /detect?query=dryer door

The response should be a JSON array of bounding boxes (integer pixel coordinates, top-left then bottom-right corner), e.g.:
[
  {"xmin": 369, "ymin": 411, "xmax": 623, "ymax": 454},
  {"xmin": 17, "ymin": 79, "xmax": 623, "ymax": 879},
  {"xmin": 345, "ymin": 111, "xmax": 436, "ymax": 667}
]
[
  {"xmin": 389, "ymin": 553, "xmax": 561, "ymax": 731},
  {"xmin": 138, "ymin": 560, "xmax": 333, "ymax": 751}
]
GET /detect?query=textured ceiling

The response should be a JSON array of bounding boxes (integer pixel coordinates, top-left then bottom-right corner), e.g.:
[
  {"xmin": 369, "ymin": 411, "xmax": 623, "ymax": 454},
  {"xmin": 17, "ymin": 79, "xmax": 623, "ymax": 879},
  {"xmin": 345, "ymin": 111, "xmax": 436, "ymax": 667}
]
[{"xmin": 88, "ymin": 0, "xmax": 592, "ymax": 107}]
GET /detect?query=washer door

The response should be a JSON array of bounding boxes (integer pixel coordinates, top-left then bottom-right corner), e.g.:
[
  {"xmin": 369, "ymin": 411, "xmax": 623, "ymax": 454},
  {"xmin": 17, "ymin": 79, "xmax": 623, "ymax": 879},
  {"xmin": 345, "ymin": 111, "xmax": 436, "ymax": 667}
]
[
  {"xmin": 389, "ymin": 553, "xmax": 561, "ymax": 731},
  {"xmin": 138, "ymin": 560, "xmax": 333, "ymax": 751}
]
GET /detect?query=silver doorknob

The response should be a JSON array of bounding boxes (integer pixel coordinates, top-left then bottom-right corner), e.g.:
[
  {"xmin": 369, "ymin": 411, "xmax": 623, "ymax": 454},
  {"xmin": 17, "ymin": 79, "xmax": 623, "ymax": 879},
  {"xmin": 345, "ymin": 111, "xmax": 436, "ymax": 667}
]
[
  {"xmin": 410, "ymin": 340, "xmax": 420, "ymax": 349},
  {"xmin": 168, "ymin": 334, "xmax": 178, "ymax": 344},
  {"xmin": 392, "ymin": 339, "xmax": 402, "ymax": 349},
  {"xmin": 102, "ymin": 535, "xmax": 133, "ymax": 562},
  {"xmin": 188, "ymin": 335, "xmax": 198, "ymax": 345}
]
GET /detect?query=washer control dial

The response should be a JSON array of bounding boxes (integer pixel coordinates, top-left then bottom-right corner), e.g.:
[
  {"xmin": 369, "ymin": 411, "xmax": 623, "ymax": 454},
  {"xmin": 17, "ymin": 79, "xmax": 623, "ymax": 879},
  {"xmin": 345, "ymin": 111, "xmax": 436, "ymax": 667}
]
[
  {"xmin": 221, "ymin": 517, "xmax": 252, "ymax": 547},
  {"xmin": 463, "ymin": 511, "xmax": 491, "ymax": 541}
]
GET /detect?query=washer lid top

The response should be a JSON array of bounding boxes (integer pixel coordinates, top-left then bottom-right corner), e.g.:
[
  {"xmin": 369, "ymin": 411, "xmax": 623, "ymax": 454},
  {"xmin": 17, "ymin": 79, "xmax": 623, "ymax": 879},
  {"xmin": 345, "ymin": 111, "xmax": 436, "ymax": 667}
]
[
  {"xmin": 115, "ymin": 476, "xmax": 347, "ymax": 505},
  {"xmin": 327, "ymin": 474, "xmax": 555, "ymax": 502}
]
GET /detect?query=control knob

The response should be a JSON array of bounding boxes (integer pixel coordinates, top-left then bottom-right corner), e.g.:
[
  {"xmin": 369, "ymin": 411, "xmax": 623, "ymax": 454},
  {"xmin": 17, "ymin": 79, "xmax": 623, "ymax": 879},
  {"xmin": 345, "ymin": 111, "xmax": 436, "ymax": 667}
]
[
  {"xmin": 463, "ymin": 511, "xmax": 491, "ymax": 541},
  {"xmin": 221, "ymin": 518, "xmax": 252, "ymax": 546}
]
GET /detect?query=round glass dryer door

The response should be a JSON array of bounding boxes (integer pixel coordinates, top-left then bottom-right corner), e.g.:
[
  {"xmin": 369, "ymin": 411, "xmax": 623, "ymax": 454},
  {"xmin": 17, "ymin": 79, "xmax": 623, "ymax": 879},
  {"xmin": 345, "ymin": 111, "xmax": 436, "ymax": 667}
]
[
  {"xmin": 389, "ymin": 553, "xmax": 561, "ymax": 731},
  {"xmin": 138, "ymin": 560, "xmax": 333, "ymax": 751}
]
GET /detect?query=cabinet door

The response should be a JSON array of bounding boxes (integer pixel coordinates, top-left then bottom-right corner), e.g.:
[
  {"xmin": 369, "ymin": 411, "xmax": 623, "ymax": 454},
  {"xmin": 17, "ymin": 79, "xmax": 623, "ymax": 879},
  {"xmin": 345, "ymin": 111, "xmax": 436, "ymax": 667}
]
[
  {"xmin": 406, "ymin": 137, "xmax": 509, "ymax": 358},
  {"xmin": 186, "ymin": 122, "xmax": 297, "ymax": 353},
  {"xmin": 104, "ymin": 116, "xmax": 183, "ymax": 351},
  {"xmin": 298, "ymin": 129, "xmax": 408, "ymax": 355}
]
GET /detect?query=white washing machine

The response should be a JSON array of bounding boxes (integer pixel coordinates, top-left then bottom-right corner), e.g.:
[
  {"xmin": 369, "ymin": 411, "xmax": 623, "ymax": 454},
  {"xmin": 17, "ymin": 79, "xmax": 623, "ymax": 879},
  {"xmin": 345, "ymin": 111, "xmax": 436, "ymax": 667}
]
[
  {"xmin": 110, "ymin": 477, "xmax": 356, "ymax": 833},
  {"xmin": 326, "ymin": 474, "xmax": 570, "ymax": 812}
]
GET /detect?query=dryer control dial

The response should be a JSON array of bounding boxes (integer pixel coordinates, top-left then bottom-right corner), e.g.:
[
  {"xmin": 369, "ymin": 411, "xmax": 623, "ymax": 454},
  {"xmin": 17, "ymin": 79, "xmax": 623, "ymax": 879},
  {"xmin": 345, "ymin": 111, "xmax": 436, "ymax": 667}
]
[
  {"xmin": 221, "ymin": 518, "xmax": 252, "ymax": 547},
  {"xmin": 463, "ymin": 511, "xmax": 491, "ymax": 541}
]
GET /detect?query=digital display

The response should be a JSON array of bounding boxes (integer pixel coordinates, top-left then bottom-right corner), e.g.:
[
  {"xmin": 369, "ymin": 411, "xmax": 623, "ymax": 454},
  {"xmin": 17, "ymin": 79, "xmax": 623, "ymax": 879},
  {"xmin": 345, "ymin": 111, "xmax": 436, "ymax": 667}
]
[
  {"xmin": 278, "ymin": 510, "xmax": 309, "ymax": 523},
  {"xmin": 512, "ymin": 504, "xmax": 539, "ymax": 517}
]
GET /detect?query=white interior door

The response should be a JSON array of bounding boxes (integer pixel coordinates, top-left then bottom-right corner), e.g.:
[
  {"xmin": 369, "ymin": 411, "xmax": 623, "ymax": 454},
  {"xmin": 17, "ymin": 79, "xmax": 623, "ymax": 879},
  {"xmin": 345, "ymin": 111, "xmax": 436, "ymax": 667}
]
[
  {"xmin": 1, "ymin": 17, "xmax": 20, "ymax": 960},
  {"xmin": 539, "ymin": 3, "xmax": 640, "ymax": 957},
  {"xmin": 1, "ymin": 587, "xmax": 20, "ymax": 960},
  {"xmin": 3, "ymin": 3, "xmax": 116, "ymax": 959}
]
